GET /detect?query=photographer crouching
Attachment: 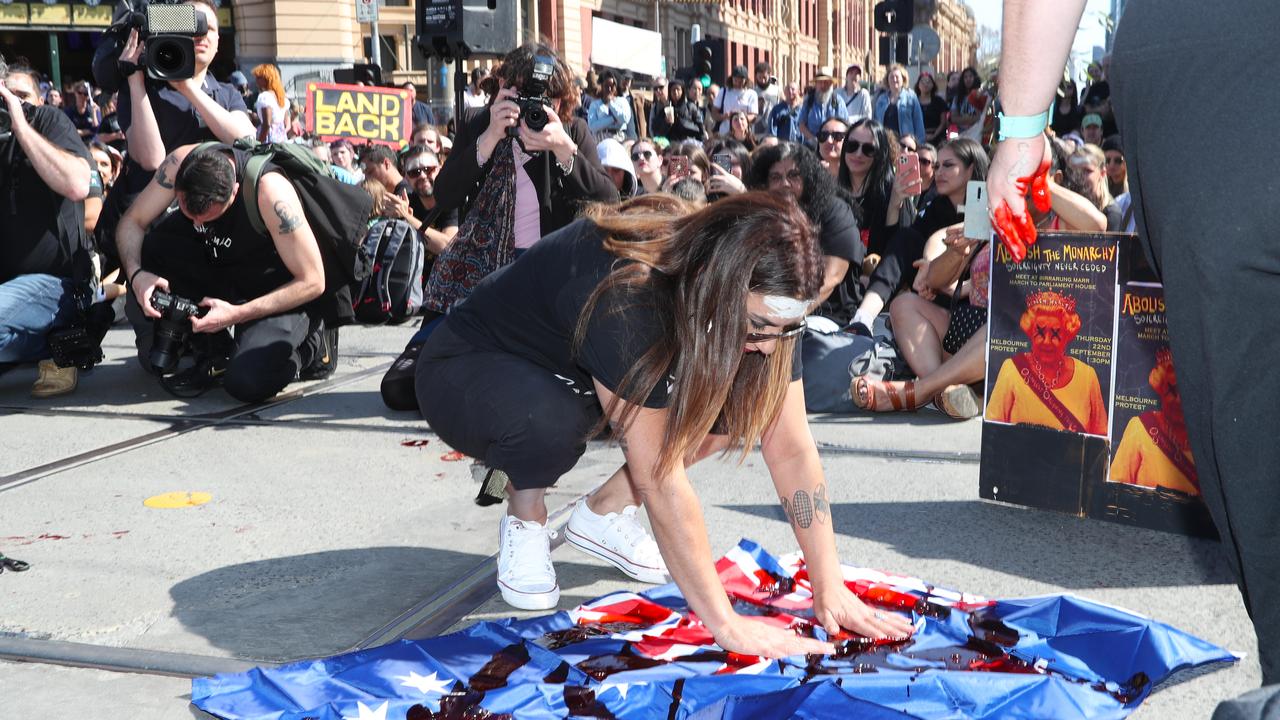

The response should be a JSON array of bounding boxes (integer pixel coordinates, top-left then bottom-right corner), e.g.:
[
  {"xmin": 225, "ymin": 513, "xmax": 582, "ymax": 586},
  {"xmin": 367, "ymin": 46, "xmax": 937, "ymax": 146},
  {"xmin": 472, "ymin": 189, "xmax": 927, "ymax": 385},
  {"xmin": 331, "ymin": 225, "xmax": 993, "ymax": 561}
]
[
  {"xmin": 0, "ymin": 58, "xmax": 95, "ymax": 397},
  {"xmin": 116, "ymin": 143, "xmax": 335, "ymax": 400}
]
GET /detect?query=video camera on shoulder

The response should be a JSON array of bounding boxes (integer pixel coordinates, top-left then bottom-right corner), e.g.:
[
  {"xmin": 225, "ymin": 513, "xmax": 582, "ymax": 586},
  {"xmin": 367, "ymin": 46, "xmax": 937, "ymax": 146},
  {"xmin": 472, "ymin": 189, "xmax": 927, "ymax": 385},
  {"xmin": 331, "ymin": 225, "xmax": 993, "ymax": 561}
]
[
  {"xmin": 510, "ymin": 55, "xmax": 555, "ymax": 136},
  {"xmin": 93, "ymin": 0, "xmax": 208, "ymax": 90},
  {"xmin": 149, "ymin": 289, "xmax": 209, "ymax": 372}
]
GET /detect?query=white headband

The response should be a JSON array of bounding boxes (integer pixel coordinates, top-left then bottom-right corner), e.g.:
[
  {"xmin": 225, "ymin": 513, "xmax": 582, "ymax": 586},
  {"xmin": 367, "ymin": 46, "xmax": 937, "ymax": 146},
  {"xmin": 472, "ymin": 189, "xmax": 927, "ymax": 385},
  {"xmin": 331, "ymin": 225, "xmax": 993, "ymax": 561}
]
[{"xmin": 762, "ymin": 295, "xmax": 810, "ymax": 321}]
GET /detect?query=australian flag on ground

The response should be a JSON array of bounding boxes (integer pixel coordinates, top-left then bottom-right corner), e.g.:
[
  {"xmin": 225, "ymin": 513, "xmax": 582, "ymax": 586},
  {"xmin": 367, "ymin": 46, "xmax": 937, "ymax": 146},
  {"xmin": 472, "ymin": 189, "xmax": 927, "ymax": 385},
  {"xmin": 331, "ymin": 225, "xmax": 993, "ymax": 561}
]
[{"xmin": 192, "ymin": 539, "xmax": 1236, "ymax": 719}]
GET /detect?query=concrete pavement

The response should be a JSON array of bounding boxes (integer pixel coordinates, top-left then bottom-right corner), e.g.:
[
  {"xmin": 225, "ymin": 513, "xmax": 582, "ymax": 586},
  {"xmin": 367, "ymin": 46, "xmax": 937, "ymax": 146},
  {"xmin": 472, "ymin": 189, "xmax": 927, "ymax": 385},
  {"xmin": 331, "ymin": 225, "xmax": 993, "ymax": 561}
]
[{"xmin": 0, "ymin": 324, "xmax": 1260, "ymax": 718}]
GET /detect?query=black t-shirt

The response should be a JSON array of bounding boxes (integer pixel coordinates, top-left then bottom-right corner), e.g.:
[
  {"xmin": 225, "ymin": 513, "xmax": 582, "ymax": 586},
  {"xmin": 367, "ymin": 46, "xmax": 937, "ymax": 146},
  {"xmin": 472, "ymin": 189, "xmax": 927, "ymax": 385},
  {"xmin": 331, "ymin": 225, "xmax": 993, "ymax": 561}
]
[
  {"xmin": 915, "ymin": 194, "xmax": 961, "ymax": 240},
  {"xmin": 813, "ymin": 195, "xmax": 867, "ymax": 325},
  {"xmin": 64, "ymin": 104, "xmax": 98, "ymax": 134},
  {"xmin": 920, "ymin": 95, "xmax": 947, "ymax": 135},
  {"xmin": 883, "ymin": 103, "xmax": 900, "ymax": 136},
  {"xmin": 117, "ymin": 75, "xmax": 248, "ymax": 194},
  {"xmin": 1103, "ymin": 201, "xmax": 1124, "ymax": 232},
  {"xmin": 143, "ymin": 146, "xmax": 290, "ymax": 303},
  {"xmin": 408, "ymin": 194, "xmax": 460, "ymax": 231},
  {"xmin": 445, "ymin": 218, "xmax": 803, "ymax": 409},
  {"xmin": 0, "ymin": 105, "xmax": 92, "ymax": 284}
]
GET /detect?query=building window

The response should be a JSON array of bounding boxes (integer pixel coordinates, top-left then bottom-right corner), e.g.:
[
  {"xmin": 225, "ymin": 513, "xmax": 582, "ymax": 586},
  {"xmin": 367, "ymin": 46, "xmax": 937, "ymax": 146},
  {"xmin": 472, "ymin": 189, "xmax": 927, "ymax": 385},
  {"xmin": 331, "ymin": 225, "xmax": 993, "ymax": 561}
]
[{"xmin": 364, "ymin": 35, "xmax": 400, "ymax": 73}]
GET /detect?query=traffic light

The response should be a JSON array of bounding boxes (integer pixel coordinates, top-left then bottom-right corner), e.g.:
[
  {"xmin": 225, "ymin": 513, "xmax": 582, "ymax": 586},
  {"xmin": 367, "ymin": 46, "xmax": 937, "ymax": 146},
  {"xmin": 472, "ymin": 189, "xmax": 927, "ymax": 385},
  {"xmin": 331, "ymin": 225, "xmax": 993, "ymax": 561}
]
[
  {"xmin": 874, "ymin": 0, "xmax": 913, "ymax": 34},
  {"xmin": 693, "ymin": 40, "xmax": 713, "ymax": 87},
  {"xmin": 878, "ymin": 35, "xmax": 910, "ymax": 65}
]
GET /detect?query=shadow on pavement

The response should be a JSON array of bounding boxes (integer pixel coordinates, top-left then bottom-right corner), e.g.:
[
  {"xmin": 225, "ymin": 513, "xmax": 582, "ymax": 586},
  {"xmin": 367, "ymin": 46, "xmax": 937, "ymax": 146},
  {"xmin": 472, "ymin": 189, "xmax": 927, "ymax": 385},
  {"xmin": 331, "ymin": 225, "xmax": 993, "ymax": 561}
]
[
  {"xmin": 170, "ymin": 546, "xmax": 491, "ymax": 662},
  {"xmin": 721, "ymin": 500, "xmax": 1234, "ymax": 589}
]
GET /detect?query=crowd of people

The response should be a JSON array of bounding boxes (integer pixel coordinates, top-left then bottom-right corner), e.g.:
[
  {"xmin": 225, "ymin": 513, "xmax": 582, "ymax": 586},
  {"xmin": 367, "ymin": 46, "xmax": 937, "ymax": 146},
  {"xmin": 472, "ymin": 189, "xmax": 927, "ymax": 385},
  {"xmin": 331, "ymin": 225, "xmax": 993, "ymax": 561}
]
[{"xmin": 2, "ymin": 0, "xmax": 1133, "ymax": 658}]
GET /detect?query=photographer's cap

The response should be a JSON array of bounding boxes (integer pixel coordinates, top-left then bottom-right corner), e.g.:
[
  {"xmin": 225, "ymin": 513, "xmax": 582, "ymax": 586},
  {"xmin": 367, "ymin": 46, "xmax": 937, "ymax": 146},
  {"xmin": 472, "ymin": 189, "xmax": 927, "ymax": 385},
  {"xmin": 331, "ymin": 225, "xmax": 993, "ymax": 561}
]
[{"xmin": 732, "ymin": 65, "xmax": 749, "ymax": 80}]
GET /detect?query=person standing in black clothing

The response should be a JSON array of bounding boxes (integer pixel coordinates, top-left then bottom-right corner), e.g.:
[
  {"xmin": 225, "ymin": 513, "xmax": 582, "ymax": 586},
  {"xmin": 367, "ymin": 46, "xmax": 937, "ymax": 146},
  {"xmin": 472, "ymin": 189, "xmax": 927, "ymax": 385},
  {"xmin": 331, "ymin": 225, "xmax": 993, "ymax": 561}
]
[{"xmin": 991, "ymin": 2, "xmax": 1280, "ymax": 713}]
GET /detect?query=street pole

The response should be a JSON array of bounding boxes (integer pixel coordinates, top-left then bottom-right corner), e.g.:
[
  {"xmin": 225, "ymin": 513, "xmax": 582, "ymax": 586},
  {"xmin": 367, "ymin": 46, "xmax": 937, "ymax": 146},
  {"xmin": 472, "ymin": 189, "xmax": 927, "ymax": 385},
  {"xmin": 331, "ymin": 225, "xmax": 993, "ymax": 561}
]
[{"xmin": 370, "ymin": 18, "xmax": 382, "ymax": 71}]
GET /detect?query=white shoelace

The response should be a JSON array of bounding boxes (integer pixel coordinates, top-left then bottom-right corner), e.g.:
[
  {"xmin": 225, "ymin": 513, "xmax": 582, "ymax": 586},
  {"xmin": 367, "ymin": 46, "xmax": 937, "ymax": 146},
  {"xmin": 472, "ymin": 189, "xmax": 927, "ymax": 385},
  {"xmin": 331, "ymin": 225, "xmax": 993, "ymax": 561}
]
[{"xmin": 502, "ymin": 519, "xmax": 555, "ymax": 583}]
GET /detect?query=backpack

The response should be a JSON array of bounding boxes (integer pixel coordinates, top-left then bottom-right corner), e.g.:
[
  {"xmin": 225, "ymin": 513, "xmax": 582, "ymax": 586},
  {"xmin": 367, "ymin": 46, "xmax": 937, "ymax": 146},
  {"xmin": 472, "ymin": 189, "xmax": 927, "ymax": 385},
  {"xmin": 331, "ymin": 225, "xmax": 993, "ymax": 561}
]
[
  {"xmin": 800, "ymin": 316, "xmax": 911, "ymax": 413},
  {"xmin": 352, "ymin": 218, "xmax": 425, "ymax": 325},
  {"xmin": 194, "ymin": 138, "xmax": 375, "ymax": 288}
]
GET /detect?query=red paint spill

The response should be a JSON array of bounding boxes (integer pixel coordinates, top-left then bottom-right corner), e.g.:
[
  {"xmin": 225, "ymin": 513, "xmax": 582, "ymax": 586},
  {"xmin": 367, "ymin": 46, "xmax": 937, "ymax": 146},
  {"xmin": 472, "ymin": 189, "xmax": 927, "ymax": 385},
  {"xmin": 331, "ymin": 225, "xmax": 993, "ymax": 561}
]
[
  {"xmin": 2, "ymin": 533, "xmax": 71, "ymax": 546},
  {"xmin": 440, "ymin": 451, "xmax": 467, "ymax": 462},
  {"xmin": 401, "ymin": 439, "xmax": 431, "ymax": 448},
  {"xmin": 435, "ymin": 473, "xmax": 446, "ymax": 478},
  {"xmin": 112, "ymin": 531, "xmax": 130, "ymax": 539}
]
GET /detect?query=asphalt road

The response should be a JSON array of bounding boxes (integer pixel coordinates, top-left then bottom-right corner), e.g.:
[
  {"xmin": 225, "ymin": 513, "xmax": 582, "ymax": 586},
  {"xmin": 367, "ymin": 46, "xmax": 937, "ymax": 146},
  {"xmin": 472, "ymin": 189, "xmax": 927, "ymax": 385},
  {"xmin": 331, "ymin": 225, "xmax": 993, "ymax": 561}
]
[{"xmin": 0, "ymin": 324, "xmax": 1260, "ymax": 718}]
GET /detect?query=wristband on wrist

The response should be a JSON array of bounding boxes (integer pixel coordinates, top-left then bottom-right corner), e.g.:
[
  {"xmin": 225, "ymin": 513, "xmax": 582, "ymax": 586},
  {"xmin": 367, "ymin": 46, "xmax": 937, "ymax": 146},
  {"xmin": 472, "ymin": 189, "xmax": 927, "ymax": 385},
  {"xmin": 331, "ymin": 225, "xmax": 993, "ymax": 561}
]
[
  {"xmin": 129, "ymin": 267, "xmax": 145, "ymax": 286},
  {"xmin": 997, "ymin": 109, "xmax": 1050, "ymax": 141}
]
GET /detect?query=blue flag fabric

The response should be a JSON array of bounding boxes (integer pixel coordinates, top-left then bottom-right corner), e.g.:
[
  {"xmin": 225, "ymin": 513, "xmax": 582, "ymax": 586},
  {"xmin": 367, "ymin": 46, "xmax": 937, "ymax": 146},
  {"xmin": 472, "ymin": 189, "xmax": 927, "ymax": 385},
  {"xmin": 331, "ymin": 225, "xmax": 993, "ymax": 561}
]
[{"xmin": 192, "ymin": 539, "xmax": 1236, "ymax": 720}]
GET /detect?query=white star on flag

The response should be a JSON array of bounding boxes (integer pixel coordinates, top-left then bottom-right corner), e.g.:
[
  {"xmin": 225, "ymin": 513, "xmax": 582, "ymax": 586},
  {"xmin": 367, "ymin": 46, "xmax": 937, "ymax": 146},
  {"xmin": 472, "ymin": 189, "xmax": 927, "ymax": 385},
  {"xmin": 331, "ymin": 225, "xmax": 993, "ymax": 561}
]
[
  {"xmin": 600, "ymin": 682, "xmax": 632, "ymax": 701},
  {"xmin": 342, "ymin": 700, "xmax": 388, "ymax": 720},
  {"xmin": 396, "ymin": 670, "xmax": 453, "ymax": 696}
]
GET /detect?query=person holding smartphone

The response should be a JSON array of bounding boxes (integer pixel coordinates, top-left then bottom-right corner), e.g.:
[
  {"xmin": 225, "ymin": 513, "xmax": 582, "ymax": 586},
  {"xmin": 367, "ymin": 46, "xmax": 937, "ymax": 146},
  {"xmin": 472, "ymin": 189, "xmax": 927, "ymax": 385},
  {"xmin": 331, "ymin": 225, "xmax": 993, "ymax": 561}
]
[{"xmin": 415, "ymin": 192, "xmax": 916, "ymax": 656}]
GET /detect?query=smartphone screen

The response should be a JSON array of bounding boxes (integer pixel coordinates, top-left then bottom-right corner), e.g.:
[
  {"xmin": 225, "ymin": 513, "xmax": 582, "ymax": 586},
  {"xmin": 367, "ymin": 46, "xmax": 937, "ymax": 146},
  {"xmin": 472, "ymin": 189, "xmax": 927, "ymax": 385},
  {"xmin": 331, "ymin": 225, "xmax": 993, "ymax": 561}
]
[
  {"xmin": 712, "ymin": 152, "xmax": 734, "ymax": 174},
  {"xmin": 897, "ymin": 153, "xmax": 922, "ymax": 195},
  {"xmin": 667, "ymin": 156, "xmax": 690, "ymax": 180}
]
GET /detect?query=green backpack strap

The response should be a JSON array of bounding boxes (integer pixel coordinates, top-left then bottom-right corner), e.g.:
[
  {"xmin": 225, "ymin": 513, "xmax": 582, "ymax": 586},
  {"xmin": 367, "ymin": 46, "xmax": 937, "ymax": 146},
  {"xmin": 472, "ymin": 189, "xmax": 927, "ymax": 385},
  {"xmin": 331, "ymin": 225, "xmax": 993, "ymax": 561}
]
[{"xmin": 241, "ymin": 152, "xmax": 272, "ymax": 237}]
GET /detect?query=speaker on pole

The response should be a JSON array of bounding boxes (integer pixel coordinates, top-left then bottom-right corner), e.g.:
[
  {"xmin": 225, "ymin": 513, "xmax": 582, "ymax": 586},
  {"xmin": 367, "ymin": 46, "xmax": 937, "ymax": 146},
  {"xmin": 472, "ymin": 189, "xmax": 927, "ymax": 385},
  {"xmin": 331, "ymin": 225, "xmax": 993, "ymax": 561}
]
[{"xmin": 415, "ymin": 0, "xmax": 518, "ymax": 62}]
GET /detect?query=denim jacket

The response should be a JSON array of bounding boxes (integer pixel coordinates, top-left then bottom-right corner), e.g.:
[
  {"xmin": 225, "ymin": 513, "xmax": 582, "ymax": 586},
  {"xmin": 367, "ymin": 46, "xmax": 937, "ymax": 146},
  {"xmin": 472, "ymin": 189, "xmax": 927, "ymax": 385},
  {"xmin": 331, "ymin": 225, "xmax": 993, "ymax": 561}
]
[{"xmin": 873, "ymin": 89, "xmax": 926, "ymax": 143}]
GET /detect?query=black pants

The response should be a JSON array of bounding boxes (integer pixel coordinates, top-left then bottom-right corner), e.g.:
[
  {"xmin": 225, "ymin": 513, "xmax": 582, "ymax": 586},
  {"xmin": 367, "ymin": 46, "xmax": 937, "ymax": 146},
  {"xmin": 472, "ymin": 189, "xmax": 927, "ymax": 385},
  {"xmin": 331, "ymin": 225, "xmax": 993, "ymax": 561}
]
[
  {"xmin": 1113, "ymin": 1, "xmax": 1280, "ymax": 686},
  {"xmin": 415, "ymin": 321, "xmax": 602, "ymax": 490}
]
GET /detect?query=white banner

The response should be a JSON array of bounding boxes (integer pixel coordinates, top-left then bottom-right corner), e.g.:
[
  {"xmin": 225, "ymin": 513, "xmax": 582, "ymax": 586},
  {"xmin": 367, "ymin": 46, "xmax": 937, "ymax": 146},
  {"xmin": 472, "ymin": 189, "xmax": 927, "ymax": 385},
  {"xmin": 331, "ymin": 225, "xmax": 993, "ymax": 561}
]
[{"xmin": 590, "ymin": 17, "xmax": 663, "ymax": 78}]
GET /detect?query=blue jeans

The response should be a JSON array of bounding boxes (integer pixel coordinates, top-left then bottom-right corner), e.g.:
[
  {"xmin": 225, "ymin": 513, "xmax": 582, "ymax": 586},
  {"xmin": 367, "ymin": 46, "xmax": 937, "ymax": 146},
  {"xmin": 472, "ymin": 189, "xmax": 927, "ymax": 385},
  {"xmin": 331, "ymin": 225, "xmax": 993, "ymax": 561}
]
[{"xmin": 0, "ymin": 274, "xmax": 78, "ymax": 363}]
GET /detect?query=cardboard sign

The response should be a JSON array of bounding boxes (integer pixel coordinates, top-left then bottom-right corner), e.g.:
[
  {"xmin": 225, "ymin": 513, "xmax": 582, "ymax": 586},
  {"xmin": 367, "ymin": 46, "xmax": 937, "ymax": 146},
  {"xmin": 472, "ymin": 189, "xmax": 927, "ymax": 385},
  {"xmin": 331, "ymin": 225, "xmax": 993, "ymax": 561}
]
[
  {"xmin": 979, "ymin": 233, "xmax": 1216, "ymax": 539},
  {"xmin": 305, "ymin": 82, "xmax": 411, "ymax": 148}
]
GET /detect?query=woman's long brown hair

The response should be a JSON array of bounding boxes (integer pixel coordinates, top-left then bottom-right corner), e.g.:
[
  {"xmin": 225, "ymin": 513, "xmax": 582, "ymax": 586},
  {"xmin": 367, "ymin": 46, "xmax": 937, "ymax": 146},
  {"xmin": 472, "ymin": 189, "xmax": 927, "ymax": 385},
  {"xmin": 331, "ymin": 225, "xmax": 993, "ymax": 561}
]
[{"xmin": 573, "ymin": 192, "xmax": 824, "ymax": 479}]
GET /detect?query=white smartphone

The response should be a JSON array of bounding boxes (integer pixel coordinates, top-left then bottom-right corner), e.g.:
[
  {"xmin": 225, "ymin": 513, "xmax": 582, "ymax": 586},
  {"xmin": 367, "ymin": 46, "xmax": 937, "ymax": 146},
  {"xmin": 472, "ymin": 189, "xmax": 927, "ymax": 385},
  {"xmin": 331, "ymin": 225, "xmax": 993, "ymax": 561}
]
[{"xmin": 963, "ymin": 180, "xmax": 992, "ymax": 240}]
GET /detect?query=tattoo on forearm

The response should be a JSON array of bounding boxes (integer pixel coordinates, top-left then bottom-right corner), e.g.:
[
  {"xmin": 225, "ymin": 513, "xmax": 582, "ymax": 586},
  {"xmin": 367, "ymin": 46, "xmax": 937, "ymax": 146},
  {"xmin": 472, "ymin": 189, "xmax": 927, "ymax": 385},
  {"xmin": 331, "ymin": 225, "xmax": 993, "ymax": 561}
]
[
  {"xmin": 780, "ymin": 485, "xmax": 829, "ymax": 529},
  {"xmin": 156, "ymin": 155, "xmax": 176, "ymax": 189},
  {"xmin": 273, "ymin": 200, "xmax": 302, "ymax": 233}
]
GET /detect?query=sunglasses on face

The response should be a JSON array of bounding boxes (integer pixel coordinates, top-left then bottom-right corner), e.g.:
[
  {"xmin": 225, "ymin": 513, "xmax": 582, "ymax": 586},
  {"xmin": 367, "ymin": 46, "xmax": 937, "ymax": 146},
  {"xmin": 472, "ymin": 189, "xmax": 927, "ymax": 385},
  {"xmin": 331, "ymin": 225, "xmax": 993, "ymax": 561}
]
[
  {"xmin": 817, "ymin": 130, "xmax": 843, "ymax": 143},
  {"xmin": 746, "ymin": 321, "xmax": 806, "ymax": 344},
  {"xmin": 918, "ymin": 158, "xmax": 934, "ymax": 167},
  {"xmin": 767, "ymin": 169, "xmax": 803, "ymax": 185},
  {"xmin": 406, "ymin": 166, "xmax": 439, "ymax": 178},
  {"xmin": 631, "ymin": 150, "xmax": 655, "ymax": 161},
  {"xmin": 843, "ymin": 140, "xmax": 878, "ymax": 157}
]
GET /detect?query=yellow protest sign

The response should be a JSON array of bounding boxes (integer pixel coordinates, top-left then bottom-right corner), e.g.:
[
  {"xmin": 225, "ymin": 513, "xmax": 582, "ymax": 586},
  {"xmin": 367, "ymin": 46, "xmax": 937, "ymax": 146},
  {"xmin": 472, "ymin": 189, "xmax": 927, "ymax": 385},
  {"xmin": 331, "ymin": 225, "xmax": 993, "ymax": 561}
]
[{"xmin": 306, "ymin": 82, "xmax": 411, "ymax": 148}]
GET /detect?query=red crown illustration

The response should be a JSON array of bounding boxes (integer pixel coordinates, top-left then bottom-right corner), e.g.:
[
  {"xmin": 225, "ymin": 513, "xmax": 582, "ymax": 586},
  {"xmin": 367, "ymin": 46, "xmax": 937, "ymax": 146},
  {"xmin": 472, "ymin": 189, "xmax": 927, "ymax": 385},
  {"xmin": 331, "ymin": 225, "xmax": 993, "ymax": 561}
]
[{"xmin": 1025, "ymin": 291, "xmax": 1077, "ymax": 313}]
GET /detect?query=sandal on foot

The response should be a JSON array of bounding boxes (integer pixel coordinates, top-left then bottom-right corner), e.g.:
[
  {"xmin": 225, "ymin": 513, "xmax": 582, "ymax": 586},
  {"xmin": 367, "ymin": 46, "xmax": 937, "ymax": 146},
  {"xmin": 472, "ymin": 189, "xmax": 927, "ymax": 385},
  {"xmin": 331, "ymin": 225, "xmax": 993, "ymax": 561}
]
[
  {"xmin": 852, "ymin": 376, "xmax": 917, "ymax": 412},
  {"xmin": 936, "ymin": 384, "xmax": 982, "ymax": 420}
]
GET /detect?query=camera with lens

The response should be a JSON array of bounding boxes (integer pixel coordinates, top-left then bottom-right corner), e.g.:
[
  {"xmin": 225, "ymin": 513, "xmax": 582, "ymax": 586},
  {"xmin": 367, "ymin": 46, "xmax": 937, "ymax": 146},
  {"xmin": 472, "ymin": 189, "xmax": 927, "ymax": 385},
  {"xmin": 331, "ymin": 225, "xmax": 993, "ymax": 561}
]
[
  {"xmin": 94, "ymin": 1, "xmax": 209, "ymax": 89},
  {"xmin": 510, "ymin": 54, "xmax": 556, "ymax": 135},
  {"xmin": 149, "ymin": 289, "xmax": 209, "ymax": 373},
  {"xmin": 139, "ymin": 3, "xmax": 209, "ymax": 82}
]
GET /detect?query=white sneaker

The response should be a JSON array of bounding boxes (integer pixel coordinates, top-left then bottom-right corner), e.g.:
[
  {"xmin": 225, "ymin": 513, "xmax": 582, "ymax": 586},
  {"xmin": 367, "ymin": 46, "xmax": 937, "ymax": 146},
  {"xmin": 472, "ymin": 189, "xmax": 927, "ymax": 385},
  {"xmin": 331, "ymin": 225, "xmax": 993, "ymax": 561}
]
[
  {"xmin": 496, "ymin": 515, "xmax": 560, "ymax": 610},
  {"xmin": 565, "ymin": 501, "xmax": 669, "ymax": 584}
]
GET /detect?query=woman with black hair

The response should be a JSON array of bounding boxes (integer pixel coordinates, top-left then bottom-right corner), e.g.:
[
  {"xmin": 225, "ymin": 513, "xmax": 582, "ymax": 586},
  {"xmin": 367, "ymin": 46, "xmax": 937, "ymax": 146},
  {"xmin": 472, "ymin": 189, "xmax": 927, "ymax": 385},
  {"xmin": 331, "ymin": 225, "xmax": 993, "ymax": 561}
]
[
  {"xmin": 836, "ymin": 119, "xmax": 906, "ymax": 260},
  {"xmin": 662, "ymin": 80, "xmax": 706, "ymax": 143},
  {"xmin": 746, "ymin": 143, "xmax": 865, "ymax": 324},
  {"xmin": 380, "ymin": 43, "xmax": 617, "ymax": 412},
  {"xmin": 416, "ymin": 193, "xmax": 914, "ymax": 654},
  {"xmin": 1051, "ymin": 79, "xmax": 1082, "ymax": 137},
  {"xmin": 950, "ymin": 66, "xmax": 987, "ymax": 136}
]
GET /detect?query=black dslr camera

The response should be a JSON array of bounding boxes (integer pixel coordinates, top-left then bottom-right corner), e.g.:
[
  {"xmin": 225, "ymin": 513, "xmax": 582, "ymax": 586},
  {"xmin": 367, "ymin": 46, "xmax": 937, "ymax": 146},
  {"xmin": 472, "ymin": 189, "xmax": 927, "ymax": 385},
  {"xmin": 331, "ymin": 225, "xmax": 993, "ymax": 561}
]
[
  {"xmin": 149, "ymin": 289, "xmax": 208, "ymax": 372},
  {"xmin": 510, "ymin": 54, "xmax": 556, "ymax": 135}
]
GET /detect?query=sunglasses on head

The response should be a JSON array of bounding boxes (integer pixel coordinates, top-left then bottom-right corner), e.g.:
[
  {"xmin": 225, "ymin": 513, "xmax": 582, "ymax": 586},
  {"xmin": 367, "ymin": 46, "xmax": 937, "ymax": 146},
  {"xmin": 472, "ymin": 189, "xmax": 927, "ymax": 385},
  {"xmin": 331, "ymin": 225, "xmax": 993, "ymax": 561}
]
[
  {"xmin": 817, "ymin": 130, "xmax": 843, "ymax": 143},
  {"xmin": 631, "ymin": 150, "xmax": 654, "ymax": 161},
  {"xmin": 843, "ymin": 140, "xmax": 878, "ymax": 157},
  {"xmin": 746, "ymin": 321, "xmax": 806, "ymax": 344},
  {"xmin": 406, "ymin": 166, "xmax": 438, "ymax": 178}
]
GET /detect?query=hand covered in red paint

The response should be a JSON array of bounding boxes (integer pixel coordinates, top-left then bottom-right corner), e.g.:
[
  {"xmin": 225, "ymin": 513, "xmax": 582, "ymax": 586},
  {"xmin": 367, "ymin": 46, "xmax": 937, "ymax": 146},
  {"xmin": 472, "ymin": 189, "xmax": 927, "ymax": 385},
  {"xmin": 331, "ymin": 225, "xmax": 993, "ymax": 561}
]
[{"xmin": 987, "ymin": 133, "xmax": 1051, "ymax": 263}]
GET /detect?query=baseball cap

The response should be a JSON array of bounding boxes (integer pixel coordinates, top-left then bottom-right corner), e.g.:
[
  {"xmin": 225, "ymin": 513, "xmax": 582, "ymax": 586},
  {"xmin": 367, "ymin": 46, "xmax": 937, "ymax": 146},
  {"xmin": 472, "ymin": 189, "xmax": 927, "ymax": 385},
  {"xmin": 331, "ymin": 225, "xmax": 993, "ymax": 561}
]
[
  {"xmin": 1082, "ymin": 113, "xmax": 1103, "ymax": 128},
  {"xmin": 229, "ymin": 70, "xmax": 249, "ymax": 88},
  {"xmin": 732, "ymin": 65, "xmax": 749, "ymax": 80}
]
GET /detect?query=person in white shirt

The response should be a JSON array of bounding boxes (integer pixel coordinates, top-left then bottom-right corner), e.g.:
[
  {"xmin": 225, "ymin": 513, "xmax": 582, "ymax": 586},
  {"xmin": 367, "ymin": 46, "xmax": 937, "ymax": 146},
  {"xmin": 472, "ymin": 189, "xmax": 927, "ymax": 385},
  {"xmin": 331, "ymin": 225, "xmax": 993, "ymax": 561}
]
[
  {"xmin": 837, "ymin": 64, "xmax": 873, "ymax": 123},
  {"xmin": 752, "ymin": 61, "xmax": 780, "ymax": 137},
  {"xmin": 462, "ymin": 67, "xmax": 489, "ymax": 109},
  {"xmin": 712, "ymin": 65, "xmax": 758, "ymax": 135}
]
